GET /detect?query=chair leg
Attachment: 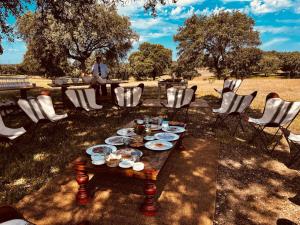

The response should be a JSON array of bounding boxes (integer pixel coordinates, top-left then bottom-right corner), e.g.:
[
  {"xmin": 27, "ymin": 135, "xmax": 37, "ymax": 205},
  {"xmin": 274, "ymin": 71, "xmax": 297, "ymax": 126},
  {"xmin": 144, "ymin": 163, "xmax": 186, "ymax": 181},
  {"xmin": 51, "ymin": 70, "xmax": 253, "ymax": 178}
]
[
  {"xmin": 269, "ymin": 128, "xmax": 282, "ymax": 153},
  {"xmin": 288, "ymin": 144, "xmax": 300, "ymax": 167},
  {"xmin": 184, "ymin": 108, "xmax": 189, "ymax": 123}
]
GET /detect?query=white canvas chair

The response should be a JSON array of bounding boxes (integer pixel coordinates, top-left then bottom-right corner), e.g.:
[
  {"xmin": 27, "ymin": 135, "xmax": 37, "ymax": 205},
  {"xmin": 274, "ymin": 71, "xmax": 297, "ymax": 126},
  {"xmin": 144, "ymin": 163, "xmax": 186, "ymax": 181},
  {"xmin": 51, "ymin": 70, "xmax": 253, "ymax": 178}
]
[
  {"xmin": 65, "ymin": 88, "xmax": 103, "ymax": 111},
  {"xmin": 161, "ymin": 86, "xmax": 197, "ymax": 122},
  {"xmin": 248, "ymin": 93, "xmax": 300, "ymax": 152},
  {"xmin": 18, "ymin": 95, "xmax": 68, "ymax": 123},
  {"xmin": 0, "ymin": 114, "xmax": 26, "ymax": 141},
  {"xmin": 214, "ymin": 77, "xmax": 242, "ymax": 96},
  {"xmin": 281, "ymin": 128, "xmax": 300, "ymax": 167},
  {"xmin": 213, "ymin": 90, "xmax": 257, "ymax": 135},
  {"xmin": 114, "ymin": 84, "xmax": 144, "ymax": 108}
]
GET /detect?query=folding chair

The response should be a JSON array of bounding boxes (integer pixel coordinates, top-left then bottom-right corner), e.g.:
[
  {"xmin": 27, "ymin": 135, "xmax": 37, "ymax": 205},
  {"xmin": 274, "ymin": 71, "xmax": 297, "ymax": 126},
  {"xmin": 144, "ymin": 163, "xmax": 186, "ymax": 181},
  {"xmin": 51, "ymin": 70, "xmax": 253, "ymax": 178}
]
[
  {"xmin": 248, "ymin": 93, "xmax": 300, "ymax": 152},
  {"xmin": 18, "ymin": 95, "xmax": 68, "ymax": 142},
  {"xmin": 213, "ymin": 90, "xmax": 257, "ymax": 135},
  {"xmin": 281, "ymin": 128, "xmax": 300, "ymax": 167},
  {"xmin": 65, "ymin": 88, "xmax": 103, "ymax": 111},
  {"xmin": 114, "ymin": 84, "xmax": 144, "ymax": 108},
  {"xmin": 214, "ymin": 77, "xmax": 242, "ymax": 97},
  {"xmin": 161, "ymin": 86, "xmax": 197, "ymax": 122},
  {"xmin": 0, "ymin": 114, "xmax": 26, "ymax": 142}
]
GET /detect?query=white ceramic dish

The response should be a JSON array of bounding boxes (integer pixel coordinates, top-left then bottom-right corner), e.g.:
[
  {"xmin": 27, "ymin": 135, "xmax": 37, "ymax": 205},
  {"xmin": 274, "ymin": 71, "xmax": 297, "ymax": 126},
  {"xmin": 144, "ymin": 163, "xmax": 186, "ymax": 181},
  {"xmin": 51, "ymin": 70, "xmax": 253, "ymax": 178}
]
[
  {"xmin": 119, "ymin": 160, "xmax": 134, "ymax": 168},
  {"xmin": 117, "ymin": 128, "xmax": 136, "ymax": 137},
  {"xmin": 145, "ymin": 140, "xmax": 173, "ymax": 151},
  {"xmin": 154, "ymin": 132, "xmax": 179, "ymax": 142},
  {"xmin": 105, "ymin": 136, "xmax": 127, "ymax": 146},
  {"xmin": 162, "ymin": 126, "xmax": 186, "ymax": 134},
  {"xmin": 86, "ymin": 144, "xmax": 117, "ymax": 155},
  {"xmin": 92, "ymin": 159, "xmax": 105, "ymax": 165},
  {"xmin": 144, "ymin": 135, "xmax": 156, "ymax": 141},
  {"xmin": 150, "ymin": 124, "xmax": 161, "ymax": 131},
  {"xmin": 133, "ymin": 162, "xmax": 144, "ymax": 171}
]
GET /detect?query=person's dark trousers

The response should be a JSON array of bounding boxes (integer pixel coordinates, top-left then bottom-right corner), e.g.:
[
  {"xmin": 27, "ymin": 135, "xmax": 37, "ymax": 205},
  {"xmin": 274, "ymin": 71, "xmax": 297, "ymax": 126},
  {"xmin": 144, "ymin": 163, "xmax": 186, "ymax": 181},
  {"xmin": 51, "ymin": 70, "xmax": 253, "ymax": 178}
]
[{"xmin": 100, "ymin": 84, "xmax": 108, "ymax": 96}]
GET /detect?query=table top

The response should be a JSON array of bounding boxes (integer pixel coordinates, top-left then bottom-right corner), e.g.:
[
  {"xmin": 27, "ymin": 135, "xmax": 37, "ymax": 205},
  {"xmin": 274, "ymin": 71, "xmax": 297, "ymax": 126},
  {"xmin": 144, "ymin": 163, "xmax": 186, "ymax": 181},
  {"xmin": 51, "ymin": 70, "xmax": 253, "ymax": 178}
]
[
  {"xmin": 83, "ymin": 121, "xmax": 186, "ymax": 181},
  {"xmin": 0, "ymin": 86, "xmax": 41, "ymax": 91},
  {"xmin": 48, "ymin": 80, "xmax": 128, "ymax": 88}
]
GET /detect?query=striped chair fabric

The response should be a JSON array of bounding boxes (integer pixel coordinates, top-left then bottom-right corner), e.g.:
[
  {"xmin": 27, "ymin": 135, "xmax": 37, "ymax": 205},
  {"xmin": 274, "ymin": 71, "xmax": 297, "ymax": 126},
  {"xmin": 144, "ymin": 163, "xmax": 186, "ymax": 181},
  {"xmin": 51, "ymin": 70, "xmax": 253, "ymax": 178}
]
[
  {"xmin": 248, "ymin": 97, "xmax": 300, "ymax": 127},
  {"xmin": 281, "ymin": 128, "xmax": 300, "ymax": 166},
  {"xmin": 65, "ymin": 88, "xmax": 103, "ymax": 111},
  {"xmin": 114, "ymin": 86, "xmax": 142, "ymax": 108},
  {"xmin": 162, "ymin": 87, "xmax": 195, "ymax": 109},
  {"xmin": 215, "ymin": 79, "xmax": 242, "ymax": 95},
  {"xmin": 213, "ymin": 91, "xmax": 257, "ymax": 115},
  {"xmin": 18, "ymin": 95, "xmax": 68, "ymax": 123},
  {"xmin": 0, "ymin": 114, "xmax": 26, "ymax": 140}
]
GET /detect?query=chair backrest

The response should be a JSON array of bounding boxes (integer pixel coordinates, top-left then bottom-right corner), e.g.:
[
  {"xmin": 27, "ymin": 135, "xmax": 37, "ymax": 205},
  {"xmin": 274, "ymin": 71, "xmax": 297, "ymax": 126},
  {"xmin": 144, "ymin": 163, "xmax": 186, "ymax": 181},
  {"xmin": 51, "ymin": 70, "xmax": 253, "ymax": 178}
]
[
  {"xmin": 18, "ymin": 98, "xmax": 47, "ymax": 123},
  {"xmin": 260, "ymin": 93, "xmax": 300, "ymax": 127},
  {"xmin": 220, "ymin": 91, "xmax": 257, "ymax": 114},
  {"xmin": 65, "ymin": 88, "xmax": 99, "ymax": 111},
  {"xmin": 36, "ymin": 95, "xmax": 58, "ymax": 120},
  {"xmin": 114, "ymin": 86, "xmax": 142, "ymax": 107},
  {"xmin": 223, "ymin": 78, "xmax": 242, "ymax": 92},
  {"xmin": 166, "ymin": 87, "xmax": 195, "ymax": 108}
]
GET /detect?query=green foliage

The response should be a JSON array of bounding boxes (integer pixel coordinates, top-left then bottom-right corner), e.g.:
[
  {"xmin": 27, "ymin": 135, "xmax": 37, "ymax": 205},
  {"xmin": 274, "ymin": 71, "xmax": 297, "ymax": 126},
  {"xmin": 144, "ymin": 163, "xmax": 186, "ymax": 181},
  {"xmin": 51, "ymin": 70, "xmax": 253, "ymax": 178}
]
[
  {"xmin": 174, "ymin": 10, "xmax": 260, "ymax": 79},
  {"xmin": 0, "ymin": 0, "xmax": 31, "ymax": 54},
  {"xmin": 228, "ymin": 47, "xmax": 262, "ymax": 77},
  {"xmin": 129, "ymin": 42, "xmax": 172, "ymax": 80},
  {"xmin": 279, "ymin": 52, "xmax": 300, "ymax": 77},
  {"xmin": 17, "ymin": 3, "xmax": 138, "ymax": 76},
  {"xmin": 258, "ymin": 53, "xmax": 281, "ymax": 77}
]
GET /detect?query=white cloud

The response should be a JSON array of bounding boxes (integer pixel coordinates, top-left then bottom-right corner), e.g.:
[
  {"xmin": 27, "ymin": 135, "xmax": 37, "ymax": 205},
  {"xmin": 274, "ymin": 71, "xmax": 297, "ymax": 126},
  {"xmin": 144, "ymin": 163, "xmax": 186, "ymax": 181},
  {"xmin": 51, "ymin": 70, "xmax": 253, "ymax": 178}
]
[
  {"xmin": 170, "ymin": 6, "xmax": 183, "ymax": 16},
  {"xmin": 175, "ymin": 0, "xmax": 204, "ymax": 6},
  {"xmin": 276, "ymin": 18, "xmax": 300, "ymax": 23},
  {"xmin": 261, "ymin": 37, "xmax": 289, "ymax": 49},
  {"xmin": 255, "ymin": 25, "xmax": 289, "ymax": 34},
  {"xmin": 250, "ymin": 0, "xmax": 293, "ymax": 14},
  {"xmin": 131, "ymin": 17, "xmax": 163, "ymax": 29}
]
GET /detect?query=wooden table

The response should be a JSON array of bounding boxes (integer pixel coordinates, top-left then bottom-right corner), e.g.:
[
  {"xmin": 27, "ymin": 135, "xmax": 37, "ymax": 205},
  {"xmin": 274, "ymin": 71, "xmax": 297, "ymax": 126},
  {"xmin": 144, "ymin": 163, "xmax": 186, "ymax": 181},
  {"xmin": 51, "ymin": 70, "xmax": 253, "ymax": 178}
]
[
  {"xmin": 0, "ymin": 86, "xmax": 41, "ymax": 99},
  {"xmin": 74, "ymin": 121, "xmax": 186, "ymax": 216}
]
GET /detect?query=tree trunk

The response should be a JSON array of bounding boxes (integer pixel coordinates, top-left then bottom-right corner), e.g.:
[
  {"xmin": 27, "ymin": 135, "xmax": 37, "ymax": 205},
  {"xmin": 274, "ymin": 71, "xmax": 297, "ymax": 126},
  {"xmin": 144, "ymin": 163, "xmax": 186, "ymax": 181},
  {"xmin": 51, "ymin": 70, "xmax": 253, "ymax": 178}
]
[{"xmin": 79, "ymin": 59, "xmax": 87, "ymax": 73}]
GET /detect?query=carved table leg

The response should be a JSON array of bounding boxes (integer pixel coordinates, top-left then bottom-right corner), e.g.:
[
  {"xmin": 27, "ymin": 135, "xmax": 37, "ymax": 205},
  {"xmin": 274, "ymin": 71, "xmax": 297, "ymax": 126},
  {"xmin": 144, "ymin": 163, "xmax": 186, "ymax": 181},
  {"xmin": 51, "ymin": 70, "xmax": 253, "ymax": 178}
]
[
  {"xmin": 75, "ymin": 158, "xmax": 89, "ymax": 205},
  {"xmin": 140, "ymin": 170, "xmax": 157, "ymax": 216}
]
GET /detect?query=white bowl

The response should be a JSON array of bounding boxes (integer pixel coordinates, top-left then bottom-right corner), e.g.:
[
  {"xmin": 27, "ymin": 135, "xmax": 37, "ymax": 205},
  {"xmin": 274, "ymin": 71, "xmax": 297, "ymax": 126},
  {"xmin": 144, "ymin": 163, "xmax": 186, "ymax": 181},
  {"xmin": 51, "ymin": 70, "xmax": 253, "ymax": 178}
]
[{"xmin": 133, "ymin": 162, "xmax": 144, "ymax": 171}]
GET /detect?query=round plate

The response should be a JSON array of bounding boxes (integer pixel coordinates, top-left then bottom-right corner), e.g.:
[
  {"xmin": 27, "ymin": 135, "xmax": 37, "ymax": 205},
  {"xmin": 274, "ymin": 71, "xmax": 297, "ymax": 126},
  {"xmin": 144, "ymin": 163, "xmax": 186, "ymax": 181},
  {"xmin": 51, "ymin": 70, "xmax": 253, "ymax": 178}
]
[
  {"xmin": 117, "ymin": 128, "xmax": 136, "ymax": 137},
  {"xmin": 119, "ymin": 160, "xmax": 134, "ymax": 168},
  {"xmin": 116, "ymin": 148, "xmax": 143, "ymax": 158},
  {"xmin": 86, "ymin": 144, "xmax": 117, "ymax": 155},
  {"xmin": 154, "ymin": 132, "xmax": 179, "ymax": 142},
  {"xmin": 145, "ymin": 140, "xmax": 173, "ymax": 151},
  {"xmin": 105, "ymin": 136, "xmax": 126, "ymax": 146},
  {"xmin": 162, "ymin": 126, "xmax": 186, "ymax": 134}
]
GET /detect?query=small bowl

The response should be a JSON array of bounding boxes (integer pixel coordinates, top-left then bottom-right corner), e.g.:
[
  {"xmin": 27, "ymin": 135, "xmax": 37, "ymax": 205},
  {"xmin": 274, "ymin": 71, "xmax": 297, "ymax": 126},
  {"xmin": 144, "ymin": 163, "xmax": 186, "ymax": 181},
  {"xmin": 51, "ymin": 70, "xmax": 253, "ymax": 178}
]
[
  {"xmin": 133, "ymin": 162, "xmax": 144, "ymax": 171},
  {"xmin": 91, "ymin": 153, "xmax": 105, "ymax": 161}
]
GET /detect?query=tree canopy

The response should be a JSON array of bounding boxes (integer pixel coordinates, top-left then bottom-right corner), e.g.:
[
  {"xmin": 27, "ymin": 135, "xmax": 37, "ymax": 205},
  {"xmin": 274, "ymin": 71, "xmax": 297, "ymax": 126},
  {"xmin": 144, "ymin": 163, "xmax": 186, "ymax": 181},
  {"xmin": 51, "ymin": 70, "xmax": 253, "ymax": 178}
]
[
  {"xmin": 17, "ymin": 4, "xmax": 138, "ymax": 76},
  {"xmin": 0, "ymin": 0, "xmax": 31, "ymax": 54},
  {"xmin": 129, "ymin": 42, "xmax": 172, "ymax": 80},
  {"xmin": 174, "ymin": 10, "xmax": 261, "ymax": 78},
  {"xmin": 279, "ymin": 52, "xmax": 300, "ymax": 77}
]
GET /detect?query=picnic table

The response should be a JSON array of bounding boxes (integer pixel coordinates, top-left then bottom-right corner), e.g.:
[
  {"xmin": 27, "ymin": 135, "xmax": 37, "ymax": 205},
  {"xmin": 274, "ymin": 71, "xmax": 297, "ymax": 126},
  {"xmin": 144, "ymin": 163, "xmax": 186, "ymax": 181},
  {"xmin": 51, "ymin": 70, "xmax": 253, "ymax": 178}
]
[
  {"xmin": 74, "ymin": 120, "xmax": 186, "ymax": 216},
  {"xmin": 0, "ymin": 86, "xmax": 41, "ymax": 99},
  {"xmin": 48, "ymin": 80, "xmax": 128, "ymax": 104}
]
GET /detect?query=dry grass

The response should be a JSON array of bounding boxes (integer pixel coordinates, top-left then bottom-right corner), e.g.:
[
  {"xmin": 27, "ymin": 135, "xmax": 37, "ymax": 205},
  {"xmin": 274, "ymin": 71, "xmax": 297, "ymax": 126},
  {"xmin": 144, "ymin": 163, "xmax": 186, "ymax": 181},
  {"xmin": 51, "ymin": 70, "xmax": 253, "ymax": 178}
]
[{"xmin": 0, "ymin": 76, "xmax": 300, "ymax": 224}]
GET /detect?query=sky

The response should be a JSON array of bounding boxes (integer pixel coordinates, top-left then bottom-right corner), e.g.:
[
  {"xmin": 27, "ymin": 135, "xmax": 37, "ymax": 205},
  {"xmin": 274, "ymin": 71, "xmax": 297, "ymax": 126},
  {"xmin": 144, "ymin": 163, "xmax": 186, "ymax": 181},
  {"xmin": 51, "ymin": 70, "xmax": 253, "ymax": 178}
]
[{"xmin": 1, "ymin": 0, "xmax": 300, "ymax": 64}]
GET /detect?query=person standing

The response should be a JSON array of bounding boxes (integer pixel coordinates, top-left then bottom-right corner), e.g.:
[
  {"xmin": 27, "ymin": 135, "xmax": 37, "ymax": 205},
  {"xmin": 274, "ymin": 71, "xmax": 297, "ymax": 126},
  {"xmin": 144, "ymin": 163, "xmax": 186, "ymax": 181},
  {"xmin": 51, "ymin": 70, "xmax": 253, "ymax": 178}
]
[{"xmin": 91, "ymin": 56, "xmax": 109, "ymax": 96}]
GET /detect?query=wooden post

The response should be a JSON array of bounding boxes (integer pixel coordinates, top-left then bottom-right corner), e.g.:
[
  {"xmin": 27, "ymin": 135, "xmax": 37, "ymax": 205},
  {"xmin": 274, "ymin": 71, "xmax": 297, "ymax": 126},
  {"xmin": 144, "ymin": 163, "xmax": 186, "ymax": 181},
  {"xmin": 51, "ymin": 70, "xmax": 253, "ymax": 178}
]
[
  {"xmin": 74, "ymin": 158, "xmax": 89, "ymax": 206},
  {"xmin": 140, "ymin": 169, "xmax": 157, "ymax": 216},
  {"xmin": 20, "ymin": 89, "xmax": 27, "ymax": 99}
]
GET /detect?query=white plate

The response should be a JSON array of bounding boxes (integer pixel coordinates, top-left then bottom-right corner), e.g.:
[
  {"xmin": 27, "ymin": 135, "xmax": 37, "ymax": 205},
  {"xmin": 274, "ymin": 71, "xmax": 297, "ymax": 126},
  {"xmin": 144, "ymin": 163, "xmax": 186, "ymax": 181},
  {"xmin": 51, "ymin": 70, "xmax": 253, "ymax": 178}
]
[
  {"xmin": 86, "ymin": 144, "xmax": 117, "ymax": 155},
  {"xmin": 144, "ymin": 135, "xmax": 156, "ymax": 141},
  {"xmin": 105, "ymin": 136, "xmax": 127, "ymax": 146},
  {"xmin": 92, "ymin": 160, "xmax": 105, "ymax": 165},
  {"xmin": 133, "ymin": 162, "xmax": 144, "ymax": 171},
  {"xmin": 145, "ymin": 140, "xmax": 173, "ymax": 151},
  {"xmin": 119, "ymin": 160, "xmax": 134, "ymax": 168},
  {"xmin": 154, "ymin": 132, "xmax": 179, "ymax": 141},
  {"xmin": 162, "ymin": 126, "xmax": 186, "ymax": 134},
  {"xmin": 117, "ymin": 128, "xmax": 136, "ymax": 137}
]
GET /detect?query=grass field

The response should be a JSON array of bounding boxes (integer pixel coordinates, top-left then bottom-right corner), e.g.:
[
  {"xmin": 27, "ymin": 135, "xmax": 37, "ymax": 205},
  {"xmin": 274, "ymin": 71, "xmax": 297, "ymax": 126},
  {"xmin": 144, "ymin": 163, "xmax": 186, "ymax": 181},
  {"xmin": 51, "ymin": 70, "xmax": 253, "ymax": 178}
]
[{"xmin": 1, "ymin": 76, "xmax": 300, "ymax": 224}]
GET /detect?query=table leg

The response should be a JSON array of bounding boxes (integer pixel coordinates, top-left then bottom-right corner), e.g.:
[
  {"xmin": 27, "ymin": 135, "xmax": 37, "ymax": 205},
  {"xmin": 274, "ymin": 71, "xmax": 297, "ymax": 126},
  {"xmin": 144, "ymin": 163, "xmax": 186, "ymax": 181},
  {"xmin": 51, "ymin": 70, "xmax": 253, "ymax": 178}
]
[
  {"xmin": 111, "ymin": 83, "xmax": 118, "ymax": 103},
  {"xmin": 158, "ymin": 85, "xmax": 161, "ymax": 101},
  {"xmin": 140, "ymin": 170, "xmax": 157, "ymax": 216},
  {"xmin": 61, "ymin": 85, "xmax": 67, "ymax": 106},
  {"xmin": 20, "ymin": 89, "xmax": 27, "ymax": 99},
  {"xmin": 75, "ymin": 159, "xmax": 89, "ymax": 205}
]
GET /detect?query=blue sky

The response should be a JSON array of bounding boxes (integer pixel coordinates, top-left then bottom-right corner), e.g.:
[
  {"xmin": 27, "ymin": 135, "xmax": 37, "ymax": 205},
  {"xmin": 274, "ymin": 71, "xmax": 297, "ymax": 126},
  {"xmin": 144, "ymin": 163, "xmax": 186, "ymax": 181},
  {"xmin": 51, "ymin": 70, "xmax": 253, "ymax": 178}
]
[{"xmin": 1, "ymin": 0, "xmax": 300, "ymax": 64}]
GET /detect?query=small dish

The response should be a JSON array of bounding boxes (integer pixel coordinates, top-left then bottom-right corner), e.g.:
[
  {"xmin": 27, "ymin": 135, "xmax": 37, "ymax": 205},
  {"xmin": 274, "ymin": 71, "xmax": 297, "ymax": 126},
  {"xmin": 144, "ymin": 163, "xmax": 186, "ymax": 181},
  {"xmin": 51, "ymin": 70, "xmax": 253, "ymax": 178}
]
[
  {"xmin": 144, "ymin": 135, "xmax": 156, "ymax": 141},
  {"xmin": 133, "ymin": 162, "xmax": 144, "ymax": 171},
  {"xmin": 92, "ymin": 159, "xmax": 105, "ymax": 165},
  {"xmin": 91, "ymin": 153, "xmax": 105, "ymax": 161},
  {"xmin": 105, "ymin": 136, "xmax": 127, "ymax": 146},
  {"xmin": 117, "ymin": 128, "xmax": 136, "ymax": 137},
  {"xmin": 119, "ymin": 159, "xmax": 134, "ymax": 168},
  {"xmin": 154, "ymin": 132, "xmax": 180, "ymax": 142}
]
